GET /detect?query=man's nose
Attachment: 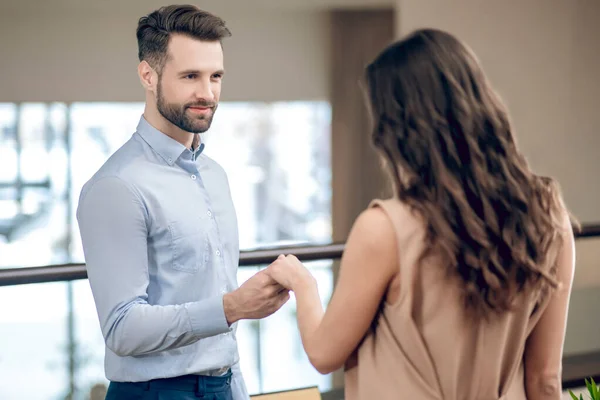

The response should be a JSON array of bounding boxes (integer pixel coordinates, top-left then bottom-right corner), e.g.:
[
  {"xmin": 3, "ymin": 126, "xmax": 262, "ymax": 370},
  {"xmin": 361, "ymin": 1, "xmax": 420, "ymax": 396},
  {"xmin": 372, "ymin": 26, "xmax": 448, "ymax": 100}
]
[{"xmin": 194, "ymin": 80, "xmax": 215, "ymax": 102}]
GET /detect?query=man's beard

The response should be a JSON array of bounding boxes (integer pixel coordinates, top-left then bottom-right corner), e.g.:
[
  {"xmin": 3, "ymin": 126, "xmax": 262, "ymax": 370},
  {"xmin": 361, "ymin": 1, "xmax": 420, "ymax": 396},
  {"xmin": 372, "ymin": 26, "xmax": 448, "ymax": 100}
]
[{"xmin": 156, "ymin": 80, "xmax": 217, "ymax": 134}]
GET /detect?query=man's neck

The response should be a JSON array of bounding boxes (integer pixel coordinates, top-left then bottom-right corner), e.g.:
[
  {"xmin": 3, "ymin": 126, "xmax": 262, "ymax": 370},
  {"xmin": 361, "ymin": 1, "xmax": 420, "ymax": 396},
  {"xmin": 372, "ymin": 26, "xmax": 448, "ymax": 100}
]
[
  {"xmin": 143, "ymin": 106, "xmax": 193, "ymax": 149},
  {"xmin": 191, "ymin": 134, "xmax": 201, "ymax": 151}
]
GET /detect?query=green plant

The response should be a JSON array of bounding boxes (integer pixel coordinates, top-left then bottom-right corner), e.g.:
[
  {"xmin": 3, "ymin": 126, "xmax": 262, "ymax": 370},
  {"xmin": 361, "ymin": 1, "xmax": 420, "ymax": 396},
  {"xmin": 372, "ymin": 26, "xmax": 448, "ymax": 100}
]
[{"xmin": 569, "ymin": 377, "xmax": 600, "ymax": 400}]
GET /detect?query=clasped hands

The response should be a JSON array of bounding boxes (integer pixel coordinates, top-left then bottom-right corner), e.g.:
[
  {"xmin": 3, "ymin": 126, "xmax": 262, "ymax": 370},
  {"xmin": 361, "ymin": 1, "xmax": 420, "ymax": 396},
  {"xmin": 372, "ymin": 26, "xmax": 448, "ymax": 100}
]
[{"xmin": 223, "ymin": 254, "xmax": 314, "ymax": 325}]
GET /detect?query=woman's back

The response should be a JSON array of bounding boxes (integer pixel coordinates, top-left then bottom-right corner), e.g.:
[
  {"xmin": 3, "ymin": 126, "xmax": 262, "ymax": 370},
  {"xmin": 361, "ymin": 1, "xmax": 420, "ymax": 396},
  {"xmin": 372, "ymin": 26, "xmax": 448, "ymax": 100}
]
[
  {"xmin": 342, "ymin": 27, "xmax": 577, "ymax": 399},
  {"xmin": 346, "ymin": 198, "xmax": 567, "ymax": 400},
  {"xmin": 265, "ymin": 27, "xmax": 576, "ymax": 400}
]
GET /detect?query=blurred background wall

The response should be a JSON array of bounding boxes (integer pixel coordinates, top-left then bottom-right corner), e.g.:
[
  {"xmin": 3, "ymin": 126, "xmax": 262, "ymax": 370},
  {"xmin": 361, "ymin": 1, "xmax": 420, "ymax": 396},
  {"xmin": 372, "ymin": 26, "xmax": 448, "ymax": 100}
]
[{"xmin": 0, "ymin": 0, "xmax": 598, "ymax": 399}]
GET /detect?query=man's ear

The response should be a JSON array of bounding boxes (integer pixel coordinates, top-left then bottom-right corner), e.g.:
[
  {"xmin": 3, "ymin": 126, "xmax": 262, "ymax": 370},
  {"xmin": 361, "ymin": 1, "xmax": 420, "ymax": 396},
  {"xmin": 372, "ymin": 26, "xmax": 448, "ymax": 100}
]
[{"xmin": 138, "ymin": 60, "xmax": 157, "ymax": 93}]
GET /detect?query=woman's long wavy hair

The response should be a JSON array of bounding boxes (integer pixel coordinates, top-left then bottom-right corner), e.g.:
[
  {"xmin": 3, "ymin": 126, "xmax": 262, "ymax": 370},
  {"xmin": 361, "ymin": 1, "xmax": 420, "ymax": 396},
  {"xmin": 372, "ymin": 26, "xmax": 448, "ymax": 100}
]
[{"xmin": 365, "ymin": 28, "xmax": 568, "ymax": 317}]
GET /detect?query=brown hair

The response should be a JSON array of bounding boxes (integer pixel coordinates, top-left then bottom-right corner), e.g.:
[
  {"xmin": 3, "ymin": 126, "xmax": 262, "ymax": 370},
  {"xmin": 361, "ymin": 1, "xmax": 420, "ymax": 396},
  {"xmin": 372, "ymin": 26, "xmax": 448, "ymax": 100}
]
[
  {"xmin": 136, "ymin": 4, "xmax": 231, "ymax": 73},
  {"xmin": 365, "ymin": 28, "xmax": 569, "ymax": 317}
]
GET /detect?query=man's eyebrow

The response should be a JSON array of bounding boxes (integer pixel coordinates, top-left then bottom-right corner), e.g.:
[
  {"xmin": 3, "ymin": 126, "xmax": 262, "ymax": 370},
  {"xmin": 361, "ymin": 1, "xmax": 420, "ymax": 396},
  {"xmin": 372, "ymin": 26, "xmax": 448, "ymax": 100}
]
[{"xmin": 177, "ymin": 69, "xmax": 225, "ymax": 76}]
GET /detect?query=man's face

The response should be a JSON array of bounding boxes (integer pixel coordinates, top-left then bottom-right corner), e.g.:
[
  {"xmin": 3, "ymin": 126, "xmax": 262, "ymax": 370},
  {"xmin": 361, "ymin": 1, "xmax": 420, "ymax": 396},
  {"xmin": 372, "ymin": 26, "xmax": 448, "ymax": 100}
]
[{"xmin": 156, "ymin": 34, "xmax": 224, "ymax": 134}]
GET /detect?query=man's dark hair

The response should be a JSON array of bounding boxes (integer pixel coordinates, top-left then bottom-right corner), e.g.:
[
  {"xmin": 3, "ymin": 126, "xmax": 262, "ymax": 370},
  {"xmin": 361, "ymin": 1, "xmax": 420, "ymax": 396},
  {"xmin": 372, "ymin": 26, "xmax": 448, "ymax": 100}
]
[{"xmin": 136, "ymin": 4, "xmax": 231, "ymax": 73}]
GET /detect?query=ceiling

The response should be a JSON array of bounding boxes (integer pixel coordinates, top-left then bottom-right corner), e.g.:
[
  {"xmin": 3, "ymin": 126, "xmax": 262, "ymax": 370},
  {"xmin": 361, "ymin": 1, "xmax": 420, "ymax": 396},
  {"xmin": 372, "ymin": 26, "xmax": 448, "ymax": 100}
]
[{"xmin": 0, "ymin": 0, "xmax": 395, "ymax": 13}]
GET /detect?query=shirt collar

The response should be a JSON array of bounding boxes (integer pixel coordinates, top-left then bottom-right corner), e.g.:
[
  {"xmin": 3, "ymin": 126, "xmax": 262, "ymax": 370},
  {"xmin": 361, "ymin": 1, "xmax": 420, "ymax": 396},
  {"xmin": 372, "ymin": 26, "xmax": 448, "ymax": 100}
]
[
  {"xmin": 193, "ymin": 143, "xmax": 205, "ymax": 161},
  {"xmin": 136, "ymin": 116, "xmax": 205, "ymax": 165}
]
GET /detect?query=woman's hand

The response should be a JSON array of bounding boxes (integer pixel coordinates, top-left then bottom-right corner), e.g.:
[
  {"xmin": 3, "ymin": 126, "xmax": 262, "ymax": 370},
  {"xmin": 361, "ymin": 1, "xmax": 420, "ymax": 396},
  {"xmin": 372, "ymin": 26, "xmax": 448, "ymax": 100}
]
[{"xmin": 266, "ymin": 254, "xmax": 316, "ymax": 292}]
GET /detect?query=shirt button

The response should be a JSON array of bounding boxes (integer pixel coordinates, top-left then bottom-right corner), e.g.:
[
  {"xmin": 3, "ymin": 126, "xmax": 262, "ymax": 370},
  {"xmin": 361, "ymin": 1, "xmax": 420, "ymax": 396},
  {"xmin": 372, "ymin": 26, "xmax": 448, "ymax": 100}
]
[
  {"xmin": 216, "ymin": 250, "xmax": 221, "ymax": 256},
  {"xmin": 207, "ymin": 210, "xmax": 212, "ymax": 218},
  {"xmin": 191, "ymin": 174, "xmax": 197, "ymax": 180}
]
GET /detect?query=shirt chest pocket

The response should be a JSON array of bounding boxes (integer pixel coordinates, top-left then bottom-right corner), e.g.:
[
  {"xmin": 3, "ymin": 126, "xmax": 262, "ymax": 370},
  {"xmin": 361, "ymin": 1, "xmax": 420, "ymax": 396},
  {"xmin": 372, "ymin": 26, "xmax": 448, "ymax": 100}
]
[{"xmin": 167, "ymin": 217, "xmax": 210, "ymax": 273}]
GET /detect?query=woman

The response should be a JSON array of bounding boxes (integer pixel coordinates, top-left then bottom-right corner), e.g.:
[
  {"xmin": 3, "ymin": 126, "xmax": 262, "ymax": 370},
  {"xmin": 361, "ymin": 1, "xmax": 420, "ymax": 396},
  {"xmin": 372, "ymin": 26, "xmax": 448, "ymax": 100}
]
[{"xmin": 266, "ymin": 28, "xmax": 576, "ymax": 400}]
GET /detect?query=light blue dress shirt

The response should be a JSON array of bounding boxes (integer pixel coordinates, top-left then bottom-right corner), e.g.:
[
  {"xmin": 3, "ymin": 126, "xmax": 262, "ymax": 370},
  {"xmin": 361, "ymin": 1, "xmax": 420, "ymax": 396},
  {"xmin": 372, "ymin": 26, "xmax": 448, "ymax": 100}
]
[{"xmin": 76, "ymin": 116, "xmax": 249, "ymax": 399}]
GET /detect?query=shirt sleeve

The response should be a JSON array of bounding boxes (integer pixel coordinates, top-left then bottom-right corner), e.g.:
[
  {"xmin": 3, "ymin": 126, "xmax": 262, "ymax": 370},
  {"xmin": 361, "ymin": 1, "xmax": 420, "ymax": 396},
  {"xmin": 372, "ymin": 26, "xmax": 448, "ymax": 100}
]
[{"xmin": 76, "ymin": 176, "xmax": 230, "ymax": 357}]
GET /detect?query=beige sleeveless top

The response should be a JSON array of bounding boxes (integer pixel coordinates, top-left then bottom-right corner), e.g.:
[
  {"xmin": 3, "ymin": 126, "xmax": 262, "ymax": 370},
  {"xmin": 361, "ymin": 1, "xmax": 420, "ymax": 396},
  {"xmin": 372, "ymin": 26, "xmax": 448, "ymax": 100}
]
[{"xmin": 344, "ymin": 198, "xmax": 555, "ymax": 400}]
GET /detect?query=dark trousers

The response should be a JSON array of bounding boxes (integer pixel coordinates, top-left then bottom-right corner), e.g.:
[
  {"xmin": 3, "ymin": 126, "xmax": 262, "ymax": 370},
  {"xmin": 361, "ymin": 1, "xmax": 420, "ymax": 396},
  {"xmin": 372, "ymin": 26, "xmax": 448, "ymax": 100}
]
[{"xmin": 105, "ymin": 370, "xmax": 233, "ymax": 400}]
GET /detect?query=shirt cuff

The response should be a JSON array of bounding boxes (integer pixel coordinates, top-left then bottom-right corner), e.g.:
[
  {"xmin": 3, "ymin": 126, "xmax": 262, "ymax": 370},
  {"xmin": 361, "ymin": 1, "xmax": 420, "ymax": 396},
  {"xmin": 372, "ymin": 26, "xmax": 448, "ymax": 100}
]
[{"xmin": 185, "ymin": 295, "xmax": 230, "ymax": 338}]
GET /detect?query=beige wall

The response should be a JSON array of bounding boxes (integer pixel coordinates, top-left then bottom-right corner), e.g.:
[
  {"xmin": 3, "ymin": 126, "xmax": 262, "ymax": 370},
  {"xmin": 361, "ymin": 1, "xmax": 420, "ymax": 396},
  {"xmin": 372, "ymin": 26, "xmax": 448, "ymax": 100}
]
[
  {"xmin": 396, "ymin": 0, "xmax": 600, "ymax": 223},
  {"xmin": 0, "ymin": 7, "xmax": 331, "ymax": 102},
  {"xmin": 396, "ymin": 0, "xmax": 600, "ymax": 355}
]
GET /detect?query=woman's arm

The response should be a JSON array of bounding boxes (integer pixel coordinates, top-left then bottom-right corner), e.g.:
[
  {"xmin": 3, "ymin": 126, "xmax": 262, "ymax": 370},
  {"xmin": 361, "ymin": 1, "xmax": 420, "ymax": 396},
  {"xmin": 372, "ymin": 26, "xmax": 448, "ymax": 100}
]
[
  {"xmin": 524, "ymin": 214, "xmax": 576, "ymax": 400},
  {"xmin": 267, "ymin": 207, "xmax": 398, "ymax": 374}
]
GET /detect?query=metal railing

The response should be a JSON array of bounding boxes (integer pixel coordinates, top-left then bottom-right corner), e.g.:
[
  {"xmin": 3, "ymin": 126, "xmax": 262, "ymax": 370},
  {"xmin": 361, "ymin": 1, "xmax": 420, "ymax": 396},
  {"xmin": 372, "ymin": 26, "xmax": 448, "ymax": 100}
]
[
  {"xmin": 1, "ymin": 223, "xmax": 599, "ymax": 287},
  {"xmin": 0, "ymin": 243, "xmax": 347, "ymax": 287}
]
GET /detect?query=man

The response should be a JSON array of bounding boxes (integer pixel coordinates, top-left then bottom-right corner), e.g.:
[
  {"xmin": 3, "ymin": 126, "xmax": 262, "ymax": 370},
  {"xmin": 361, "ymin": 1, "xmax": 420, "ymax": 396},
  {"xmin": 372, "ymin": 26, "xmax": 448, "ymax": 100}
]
[{"xmin": 76, "ymin": 5, "xmax": 289, "ymax": 399}]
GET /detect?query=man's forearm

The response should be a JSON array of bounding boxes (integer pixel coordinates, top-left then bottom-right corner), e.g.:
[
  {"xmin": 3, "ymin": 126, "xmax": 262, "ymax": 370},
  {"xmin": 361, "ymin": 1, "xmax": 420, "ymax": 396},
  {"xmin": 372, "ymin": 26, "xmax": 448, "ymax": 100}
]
[
  {"xmin": 102, "ymin": 295, "xmax": 230, "ymax": 357},
  {"xmin": 223, "ymin": 292, "xmax": 242, "ymax": 326}
]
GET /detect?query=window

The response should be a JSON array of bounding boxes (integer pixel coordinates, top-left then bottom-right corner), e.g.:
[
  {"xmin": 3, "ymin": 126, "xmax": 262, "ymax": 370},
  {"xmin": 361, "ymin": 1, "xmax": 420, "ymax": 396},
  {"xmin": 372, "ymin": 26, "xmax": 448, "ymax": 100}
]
[{"xmin": 0, "ymin": 102, "xmax": 333, "ymax": 399}]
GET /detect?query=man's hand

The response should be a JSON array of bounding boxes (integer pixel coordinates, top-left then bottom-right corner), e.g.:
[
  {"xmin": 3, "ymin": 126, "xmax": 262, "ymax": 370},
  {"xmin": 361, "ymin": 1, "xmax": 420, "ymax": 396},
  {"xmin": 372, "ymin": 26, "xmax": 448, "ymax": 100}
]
[{"xmin": 223, "ymin": 269, "xmax": 290, "ymax": 325}]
